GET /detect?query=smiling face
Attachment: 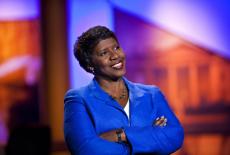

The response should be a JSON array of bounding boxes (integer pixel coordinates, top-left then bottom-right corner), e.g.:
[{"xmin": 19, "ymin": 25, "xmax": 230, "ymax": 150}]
[{"xmin": 91, "ymin": 37, "xmax": 126, "ymax": 81}]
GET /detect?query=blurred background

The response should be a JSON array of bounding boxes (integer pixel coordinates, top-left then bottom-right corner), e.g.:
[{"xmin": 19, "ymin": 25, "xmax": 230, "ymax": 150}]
[{"xmin": 0, "ymin": 0, "xmax": 229, "ymax": 155}]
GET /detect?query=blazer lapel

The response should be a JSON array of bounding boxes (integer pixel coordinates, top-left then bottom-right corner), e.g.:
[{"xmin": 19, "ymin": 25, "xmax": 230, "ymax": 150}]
[
  {"xmin": 123, "ymin": 78, "xmax": 149, "ymax": 125},
  {"xmin": 123, "ymin": 77, "xmax": 146, "ymax": 107}
]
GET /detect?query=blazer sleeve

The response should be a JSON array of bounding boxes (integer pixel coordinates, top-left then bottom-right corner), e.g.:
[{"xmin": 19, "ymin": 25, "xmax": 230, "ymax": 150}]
[
  {"xmin": 64, "ymin": 91, "xmax": 130, "ymax": 155},
  {"xmin": 124, "ymin": 88, "xmax": 184, "ymax": 155}
]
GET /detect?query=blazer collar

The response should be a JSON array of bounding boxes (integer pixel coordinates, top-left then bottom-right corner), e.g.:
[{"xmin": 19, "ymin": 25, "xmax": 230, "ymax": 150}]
[
  {"xmin": 123, "ymin": 77, "xmax": 146, "ymax": 104},
  {"xmin": 89, "ymin": 77, "xmax": 112, "ymax": 102}
]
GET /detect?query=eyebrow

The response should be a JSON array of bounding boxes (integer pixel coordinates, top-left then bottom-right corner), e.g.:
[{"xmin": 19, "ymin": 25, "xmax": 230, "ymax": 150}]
[{"xmin": 97, "ymin": 43, "xmax": 118, "ymax": 52}]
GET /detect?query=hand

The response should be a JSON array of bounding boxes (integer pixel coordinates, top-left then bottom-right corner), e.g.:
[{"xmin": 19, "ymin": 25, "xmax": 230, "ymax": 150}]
[
  {"xmin": 99, "ymin": 130, "xmax": 117, "ymax": 142},
  {"xmin": 154, "ymin": 116, "xmax": 167, "ymax": 127}
]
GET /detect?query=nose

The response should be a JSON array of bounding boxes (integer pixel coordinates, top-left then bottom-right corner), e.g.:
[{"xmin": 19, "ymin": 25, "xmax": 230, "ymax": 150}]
[{"xmin": 109, "ymin": 48, "xmax": 119, "ymax": 60}]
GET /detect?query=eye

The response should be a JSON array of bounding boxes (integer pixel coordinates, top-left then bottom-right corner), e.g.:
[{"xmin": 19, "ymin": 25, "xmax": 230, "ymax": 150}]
[
  {"xmin": 114, "ymin": 45, "xmax": 120, "ymax": 51},
  {"xmin": 98, "ymin": 50, "xmax": 108, "ymax": 56}
]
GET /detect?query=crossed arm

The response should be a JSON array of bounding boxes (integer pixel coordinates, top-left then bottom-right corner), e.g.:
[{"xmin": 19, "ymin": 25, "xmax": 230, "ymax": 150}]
[
  {"xmin": 99, "ymin": 116, "xmax": 167, "ymax": 143},
  {"xmin": 64, "ymin": 89, "xmax": 184, "ymax": 155}
]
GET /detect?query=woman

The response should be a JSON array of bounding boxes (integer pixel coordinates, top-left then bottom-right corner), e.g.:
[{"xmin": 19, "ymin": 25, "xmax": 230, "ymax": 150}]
[{"xmin": 64, "ymin": 26, "xmax": 184, "ymax": 155}]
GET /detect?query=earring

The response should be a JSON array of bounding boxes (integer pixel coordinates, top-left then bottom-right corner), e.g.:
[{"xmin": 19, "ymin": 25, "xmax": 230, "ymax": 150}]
[{"xmin": 89, "ymin": 67, "xmax": 95, "ymax": 73}]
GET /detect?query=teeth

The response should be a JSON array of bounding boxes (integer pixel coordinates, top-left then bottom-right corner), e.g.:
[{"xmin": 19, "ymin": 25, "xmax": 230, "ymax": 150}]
[{"xmin": 112, "ymin": 62, "xmax": 122, "ymax": 68}]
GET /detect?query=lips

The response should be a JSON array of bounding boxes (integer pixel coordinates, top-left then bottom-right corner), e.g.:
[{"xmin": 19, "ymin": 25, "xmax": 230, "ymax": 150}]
[{"xmin": 112, "ymin": 62, "xmax": 123, "ymax": 69}]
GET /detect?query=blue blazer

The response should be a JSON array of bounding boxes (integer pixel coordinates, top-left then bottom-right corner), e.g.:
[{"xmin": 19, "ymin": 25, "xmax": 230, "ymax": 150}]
[{"xmin": 64, "ymin": 77, "xmax": 184, "ymax": 155}]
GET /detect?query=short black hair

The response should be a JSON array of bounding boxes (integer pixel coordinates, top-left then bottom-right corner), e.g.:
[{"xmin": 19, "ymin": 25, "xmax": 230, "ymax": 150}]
[{"xmin": 74, "ymin": 25, "xmax": 118, "ymax": 73}]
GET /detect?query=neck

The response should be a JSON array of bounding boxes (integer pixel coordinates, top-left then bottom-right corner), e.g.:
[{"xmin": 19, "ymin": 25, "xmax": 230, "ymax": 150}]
[
  {"xmin": 96, "ymin": 77, "xmax": 123, "ymax": 90},
  {"xmin": 95, "ymin": 77, "xmax": 127, "ymax": 100}
]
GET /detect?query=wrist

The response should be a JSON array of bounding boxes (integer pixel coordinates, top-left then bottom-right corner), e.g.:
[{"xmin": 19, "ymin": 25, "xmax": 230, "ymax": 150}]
[{"xmin": 116, "ymin": 128, "xmax": 124, "ymax": 143}]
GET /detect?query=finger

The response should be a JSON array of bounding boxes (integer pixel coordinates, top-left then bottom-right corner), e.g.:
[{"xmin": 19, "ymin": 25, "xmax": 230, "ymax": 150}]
[
  {"xmin": 155, "ymin": 118, "xmax": 167, "ymax": 126},
  {"xmin": 158, "ymin": 120, "xmax": 165, "ymax": 126},
  {"xmin": 154, "ymin": 117, "xmax": 160, "ymax": 125},
  {"xmin": 155, "ymin": 117, "xmax": 165, "ymax": 125},
  {"xmin": 160, "ymin": 119, "xmax": 167, "ymax": 127},
  {"xmin": 154, "ymin": 117, "xmax": 163, "ymax": 125}
]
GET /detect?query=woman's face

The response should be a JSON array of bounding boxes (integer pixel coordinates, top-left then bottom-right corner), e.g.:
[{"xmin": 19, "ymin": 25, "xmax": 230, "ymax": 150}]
[{"xmin": 91, "ymin": 37, "xmax": 126, "ymax": 80}]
